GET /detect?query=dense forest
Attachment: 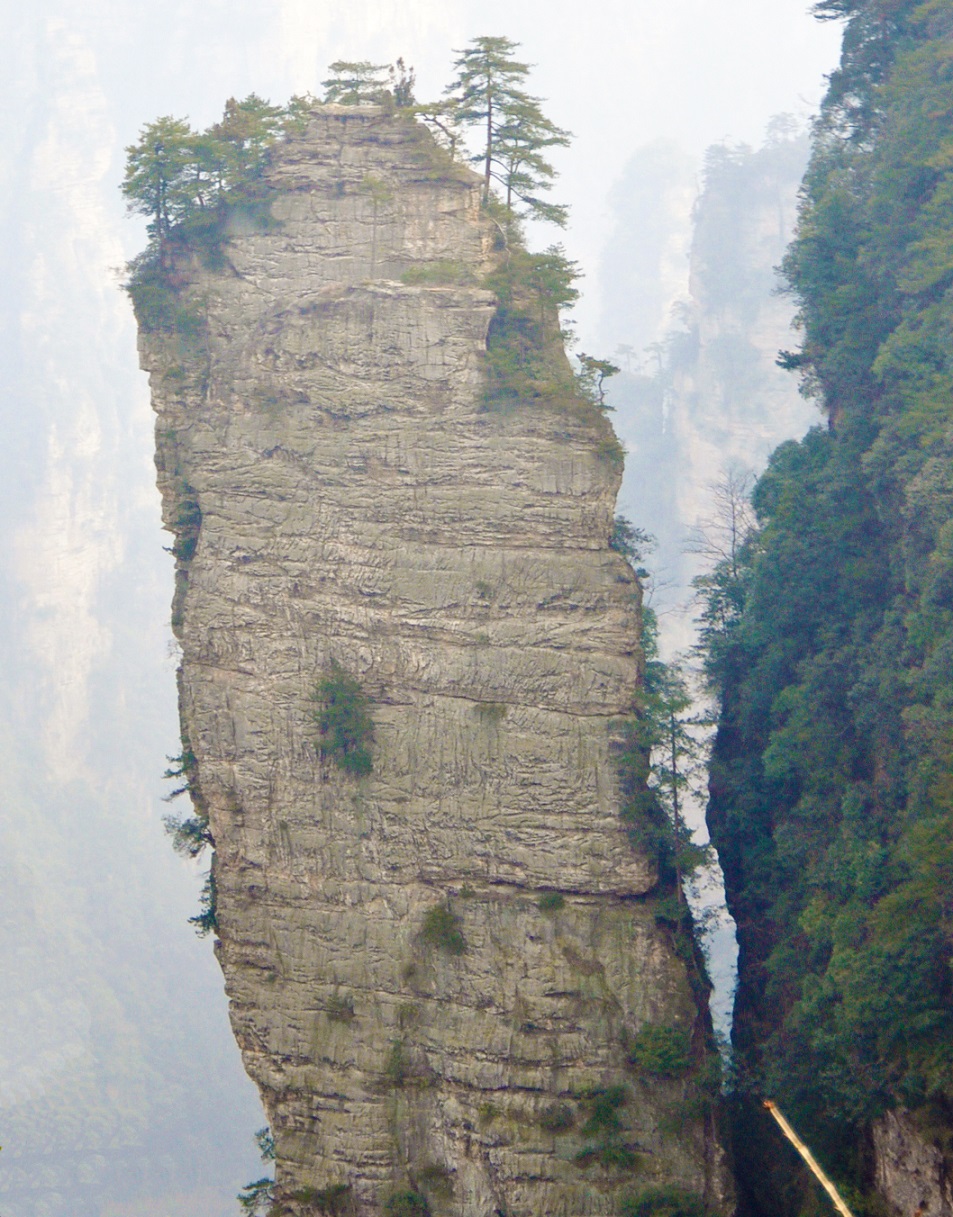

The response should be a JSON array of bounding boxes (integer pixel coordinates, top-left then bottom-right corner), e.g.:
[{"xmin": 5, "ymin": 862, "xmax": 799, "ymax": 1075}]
[{"xmin": 702, "ymin": 0, "xmax": 953, "ymax": 1212}]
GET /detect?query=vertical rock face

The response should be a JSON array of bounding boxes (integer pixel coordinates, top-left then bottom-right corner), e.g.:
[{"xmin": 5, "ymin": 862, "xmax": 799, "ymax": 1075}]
[
  {"xmin": 140, "ymin": 108, "xmax": 730, "ymax": 1215},
  {"xmin": 872, "ymin": 1111, "xmax": 953, "ymax": 1217}
]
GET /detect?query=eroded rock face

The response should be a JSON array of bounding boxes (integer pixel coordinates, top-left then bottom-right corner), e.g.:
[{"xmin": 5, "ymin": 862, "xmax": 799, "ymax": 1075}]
[
  {"xmin": 140, "ymin": 107, "xmax": 731, "ymax": 1216},
  {"xmin": 873, "ymin": 1110, "xmax": 953, "ymax": 1217}
]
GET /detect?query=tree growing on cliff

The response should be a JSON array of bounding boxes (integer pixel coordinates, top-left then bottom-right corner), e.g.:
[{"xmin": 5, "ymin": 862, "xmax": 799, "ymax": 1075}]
[
  {"xmin": 577, "ymin": 352, "xmax": 621, "ymax": 409},
  {"xmin": 122, "ymin": 96, "xmax": 294, "ymax": 251},
  {"xmin": 480, "ymin": 244, "xmax": 580, "ymax": 404},
  {"xmin": 444, "ymin": 36, "xmax": 570, "ymax": 225},
  {"xmin": 388, "ymin": 58, "xmax": 417, "ymax": 107},
  {"xmin": 638, "ymin": 615, "xmax": 709, "ymax": 908},
  {"xmin": 612, "ymin": 585, "xmax": 709, "ymax": 912},
  {"xmin": 322, "ymin": 60, "xmax": 390, "ymax": 104},
  {"xmin": 122, "ymin": 116, "xmax": 197, "ymax": 241},
  {"xmin": 311, "ymin": 661, "xmax": 375, "ymax": 777},
  {"xmin": 208, "ymin": 93, "xmax": 286, "ymax": 186},
  {"xmin": 237, "ymin": 1126, "xmax": 276, "ymax": 1215}
]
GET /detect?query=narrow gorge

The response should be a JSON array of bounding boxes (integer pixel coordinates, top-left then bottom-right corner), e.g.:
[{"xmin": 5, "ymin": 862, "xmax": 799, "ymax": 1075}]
[{"xmin": 135, "ymin": 107, "xmax": 731, "ymax": 1216}]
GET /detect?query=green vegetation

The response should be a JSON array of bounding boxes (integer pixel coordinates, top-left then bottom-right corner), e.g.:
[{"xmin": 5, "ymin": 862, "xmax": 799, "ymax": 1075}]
[
  {"xmin": 420, "ymin": 903, "xmax": 467, "ymax": 955},
  {"xmin": 162, "ymin": 772, "xmax": 204, "ymax": 831},
  {"xmin": 125, "ymin": 258, "xmax": 209, "ymax": 338},
  {"xmin": 323, "ymin": 61, "xmax": 389, "ymax": 104},
  {"xmin": 162, "ymin": 730, "xmax": 219, "ymax": 938},
  {"xmin": 697, "ymin": 1, "xmax": 953, "ymax": 1209},
  {"xmin": 237, "ymin": 1126, "xmax": 276, "ymax": 1215},
  {"xmin": 478, "ymin": 237, "xmax": 621, "ymax": 416},
  {"xmin": 311, "ymin": 661, "xmax": 375, "ymax": 777},
  {"xmin": 237, "ymin": 1176, "xmax": 273, "ymax": 1216},
  {"xmin": 442, "ymin": 36, "xmax": 570, "ymax": 226},
  {"xmin": 122, "ymin": 97, "xmax": 298, "ymax": 240},
  {"xmin": 170, "ymin": 492, "xmax": 202, "ymax": 562},
  {"xmin": 159, "ymin": 496, "xmax": 221, "ymax": 942},
  {"xmin": 384, "ymin": 1038, "xmax": 408, "ymax": 1086},
  {"xmin": 399, "ymin": 260, "xmax": 475, "ymax": 286},
  {"xmin": 620, "ymin": 1186, "xmax": 706, "ymax": 1217},
  {"xmin": 254, "ymin": 1126, "xmax": 276, "ymax": 1161},
  {"xmin": 536, "ymin": 891, "xmax": 565, "ymax": 912},
  {"xmin": 322, "ymin": 58, "xmax": 416, "ymax": 107},
  {"xmin": 538, "ymin": 1102, "xmax": 575, "ymax": 1132},
  {"xmin": 474, "ymin": 701, "xmax": 508, "ymax": 724},
  {"xmin": 122, "ymin": 95, "xmax": 309, "ymax": 330},
  {"xmin": 162, "ymin": 740, "xmax": 211, "ymax": 858},
  {"xmin": 610, "ymin": 514, "xmax": 653, "ymax": 579},
  {"xmin": 575, "ymin": 1086, "xmax": 639, "ymax": 1171},
  {"xmin": 326, "ymin": 993, "xmax": 356, "ymax": 1023},
  {"xmin": 292, "ymin": 1183, "xmax": 352, "ymax": 1215},
  {"xmin": 416, "ymin": 1164, "xmax": 453, "ymax": 1197},
  {"xmin": 190, "ymin": 869, "xmax": 218, "ymax": 937},
  {"xmin": 614, "ymin": 606, "xmax": 709, "ymax": 902},
  {"xmin": 124, "ymin": 54, "xmax": 620, "ymax": 428},
  {"xmin": 167, "ymin": 484, "xmax": 203, "ymax": 633},
  {"xmin": 481, "ymin": 243, "xmax": 579, "ymax": 407},
  {"xmin": 576, "ymin": 352, "xmax": 620, "ymax": 408},
  {"xmin": 626, "ymin": 1024, "xmax": 692, "ymax": 1079},
  {"xmin": 383, "ymin": 1190, "xmax": 430, "ymax": 1217}
]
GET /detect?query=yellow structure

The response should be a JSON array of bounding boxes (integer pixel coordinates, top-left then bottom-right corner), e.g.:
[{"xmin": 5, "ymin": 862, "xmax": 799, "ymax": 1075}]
[{"xmin": 763, "ymin": 1101, "xmax": 856, "ymax": 1217}]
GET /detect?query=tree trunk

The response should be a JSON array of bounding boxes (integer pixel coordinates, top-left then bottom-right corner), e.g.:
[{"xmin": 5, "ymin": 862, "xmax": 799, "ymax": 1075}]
[{"xmin": 484, "ymin": 85, "xmax": 492, "ymax": 204}]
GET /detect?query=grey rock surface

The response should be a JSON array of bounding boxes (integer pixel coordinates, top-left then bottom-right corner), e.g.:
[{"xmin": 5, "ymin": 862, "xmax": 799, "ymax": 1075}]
[
  {"xmin": 141, "ymin": 107, "xmax": 731, "ymax": 1216},
  {"xmin": 873, "ymin": 1110, "xmax": 953, "ymax": 1217}
]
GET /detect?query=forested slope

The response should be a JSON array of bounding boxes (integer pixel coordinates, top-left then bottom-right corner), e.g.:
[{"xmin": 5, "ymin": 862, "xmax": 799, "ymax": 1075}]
[{"xmin": 703, "ymin": 1, "xmax": 953, "ymax": 1212}]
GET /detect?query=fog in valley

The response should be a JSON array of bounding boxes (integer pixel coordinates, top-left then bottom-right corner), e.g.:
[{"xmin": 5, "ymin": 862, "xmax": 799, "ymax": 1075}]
[{"xmin": 0, "ymin": 3, "xmax": 838, "ymax": 1213}]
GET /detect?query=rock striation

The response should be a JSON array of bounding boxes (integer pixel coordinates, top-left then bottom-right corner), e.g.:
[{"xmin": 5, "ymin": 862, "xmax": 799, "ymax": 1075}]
[{"xmin": 139, "ymin": 106, "xmax": 731, "ymax": 1216}]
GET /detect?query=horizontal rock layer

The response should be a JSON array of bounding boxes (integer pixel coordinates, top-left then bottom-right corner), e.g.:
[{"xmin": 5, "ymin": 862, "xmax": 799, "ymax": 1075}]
[{"xmin": 141, "ymin": 108, "xmax": 730, "ymax": 1216}]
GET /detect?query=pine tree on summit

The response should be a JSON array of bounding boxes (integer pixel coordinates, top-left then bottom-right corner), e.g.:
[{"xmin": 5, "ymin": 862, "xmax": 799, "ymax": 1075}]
[
  {"xmin": 122, "ymin": 116, "xmax": 196, "ymax": 241},
  {"xmin": 445, "ymin": 35, "xmax": 570, "ymax": 226},
  {"xmin": 321, "ymin": 60, "xmax": 390, "ymax": 105}
]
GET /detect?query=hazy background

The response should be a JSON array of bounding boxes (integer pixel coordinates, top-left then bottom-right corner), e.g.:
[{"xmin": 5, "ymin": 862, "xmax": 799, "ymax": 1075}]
[{"xmin": 0, "ymin": 3, "xmax": 839, "ymax": 1213}]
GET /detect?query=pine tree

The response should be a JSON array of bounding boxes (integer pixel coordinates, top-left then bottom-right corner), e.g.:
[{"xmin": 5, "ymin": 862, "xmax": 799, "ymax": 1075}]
[
  {"xmin": 322, "ymin": 61, "xmax": 390, "ymax": 105},
  {"xmin": 208, "ymin": 94, "xmax": 285, "ymax": 189},
  {"xmin": 388, "ymin": 58, "xmax": 416, "ymax": 108},
  {"xmin": 122, "ymin": 116, "xmax": 197, "ymax": 240},
  {"xmin": 444, "ymin": 36, "xmax": 570, "ymax": 225},
  {"xmin": 639, "ymin": 621, "xmax": 709, "ymax": 906}
]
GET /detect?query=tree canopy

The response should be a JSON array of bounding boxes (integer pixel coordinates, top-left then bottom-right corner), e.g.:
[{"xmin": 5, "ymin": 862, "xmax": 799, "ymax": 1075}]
[
  {"xmin": 321, "ymin": 61, "xmax": 390, "ymax": 105},
  {"xmin": 122, "ymin": 42, "xmax": 572, "ymax": 258},
  {"xmin": 121, "ymin": 94, "xmax": 307, "ymax": 245},
  {"xmin": 443, "ymin": 36, "xmax": 570, "ymax": 226}
]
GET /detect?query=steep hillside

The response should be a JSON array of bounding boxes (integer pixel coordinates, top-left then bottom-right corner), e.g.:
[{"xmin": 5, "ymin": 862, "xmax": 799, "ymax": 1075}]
[
  {"xmin": 135, "ymin": 105, "xmax": 732, "ymax": 1216},
  {"xmin": 703, "ymin": 3, "xmax": 953, "ymax": 1214}
]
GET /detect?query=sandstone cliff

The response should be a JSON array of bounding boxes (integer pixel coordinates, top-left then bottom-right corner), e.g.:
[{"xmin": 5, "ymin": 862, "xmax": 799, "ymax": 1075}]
[{"xmin": 138, "ymin": 106, "xmax": 731, "ymax": 1217}]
